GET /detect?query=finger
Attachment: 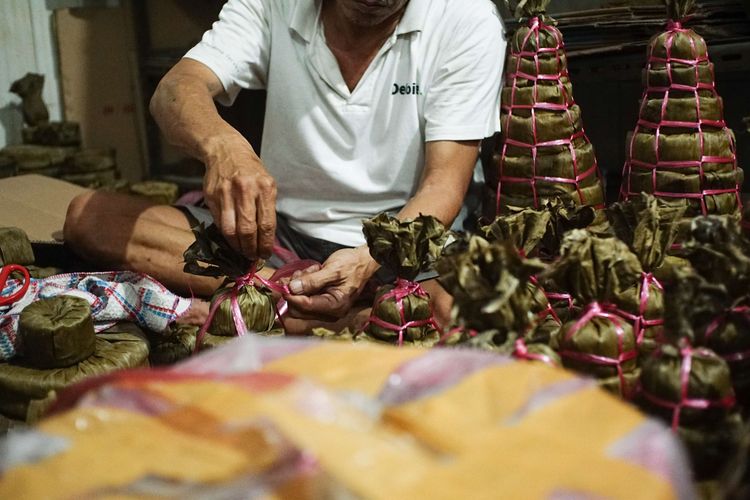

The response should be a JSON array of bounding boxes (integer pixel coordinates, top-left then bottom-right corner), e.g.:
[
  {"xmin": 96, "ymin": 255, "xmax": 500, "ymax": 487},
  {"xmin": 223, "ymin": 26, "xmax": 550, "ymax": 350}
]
[
  {"xmin": 287, "ymin": 267, "xmax": 338, "ymax": 295},
  {"xmin": 256, "ymin": 177, "xmax": 277, "ymax": 259},
  {"xmin": 219, "ymin": 185, "xmax": 240, "ymax": 252},
  {"xmin": 233, "ymin": 180, "xmax": 258, "ymax": 258}
]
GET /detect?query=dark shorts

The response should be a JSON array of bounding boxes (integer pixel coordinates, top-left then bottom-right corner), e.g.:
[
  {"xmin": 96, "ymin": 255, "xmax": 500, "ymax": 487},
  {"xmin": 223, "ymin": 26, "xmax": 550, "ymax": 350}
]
[{"xmin": 177, "ymin": 204, "xmax": 437, "ymax": 283}]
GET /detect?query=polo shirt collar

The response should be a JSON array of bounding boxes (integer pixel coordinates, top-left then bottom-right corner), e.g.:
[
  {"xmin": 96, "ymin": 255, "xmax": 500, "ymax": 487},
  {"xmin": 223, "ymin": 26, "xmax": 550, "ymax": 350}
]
[
  {"xmin": 289, "ymin": 0, "xmax": 320, "ymax": 43},
  {"xmin": 289, "ymin": 0, "xmax": 429, "ymax": 42}
]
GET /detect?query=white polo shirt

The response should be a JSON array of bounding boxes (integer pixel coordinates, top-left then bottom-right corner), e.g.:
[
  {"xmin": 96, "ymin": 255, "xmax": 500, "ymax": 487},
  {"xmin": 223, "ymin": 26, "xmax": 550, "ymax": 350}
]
[{"xmin": 185, "ymin": 0, "xmax": 505, "ymax": 246}]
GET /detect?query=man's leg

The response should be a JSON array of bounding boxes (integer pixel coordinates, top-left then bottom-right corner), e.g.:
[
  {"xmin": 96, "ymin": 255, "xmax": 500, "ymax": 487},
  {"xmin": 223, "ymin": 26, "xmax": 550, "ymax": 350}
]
[{"xmin": 64, "ymin": 191, "xmax": 222, "ymax": 297}]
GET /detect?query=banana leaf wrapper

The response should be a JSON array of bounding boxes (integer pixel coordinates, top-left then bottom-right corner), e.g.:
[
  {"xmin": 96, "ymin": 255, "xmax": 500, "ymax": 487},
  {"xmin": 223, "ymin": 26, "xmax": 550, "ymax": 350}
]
[
  {"xmin": 437, "ymin": 235, "xmax": 545, "ymax": 334},
  {"xmin": 556, "ymin": 311, "xmax": 639, "ymax": 398},
  {"xmin": 26, "ymin": 266, "xmax": 63, "ymax": 280},
  {"xmin": 208, "ymin": 284, "xmax": 276, "ymax": 337},
  {"xmin": 543, "ymin": 229, "xmax": 643, "ymax": 305},
  {"xmin": 488, "ymin": 6, "xmax": 606, "ymax": 220},
  {"xmin": 513, "ymin": 338, "xmax": 561, "ymax": 368},
  {"xmin": 66, "ymin": 148, "xmax": 116, "ymax": 173},
  {"xmin": 0, "ymin": 323, "xmax": 149, "ymax": 422},
  {"xmin": 0, "ymin": 227, "xmax": 34, "ymax": 266},
  {"xmin": 312, "ymin": 327, "xmax": 363, "ymax": 343},
  {"xmin": 147, "ymin": 323, "xmax": 197, "ymax": 366},
  {"xmin": 481, "ymin": 206, "xmax": 550, "ymax": 257},
  {"xmin": 1, "ymin": 144, "xmax": 76, "ymax": 177},
  {"xmin": 22, "ymin": 122, "xmax": 81, "ymax": 147},
  {"xmin": 18, "ymin": 296, "xmax": 96, "ymax": 369},
  {"xmin": 362, "ymin": 213, "xmax": 446, "ymax": 281},
  {"xmin": 540, "ymin": 199, "xmax": 600, "ymax": 258},
  {"xmin": 678, "ymin": 411, "xmax": 748, "ymax": 483},
  {"xmin": 607, "ymin": 193, "xmax": 688, "ymax": 271},
  {"xmin": 441, "ymin": 328, "xmax": 516, "ymax": 354},
  {"xmin": 640, "ymin": 343, "xmax": 735, "ymax": 427},
  {"xmin": 183, "ymin": 222, "xmax": 278, "ymax": 336},
  {"xmin": 129, "ymin": 181, "xmax": 179, "ymax": 205},
  {"xmin": 623, "ymin": 25, "xmax": 742, "ymax": 223},
  {"xmin": 366, "ymin": 281, "xmax": 440, "ymax": 346}
]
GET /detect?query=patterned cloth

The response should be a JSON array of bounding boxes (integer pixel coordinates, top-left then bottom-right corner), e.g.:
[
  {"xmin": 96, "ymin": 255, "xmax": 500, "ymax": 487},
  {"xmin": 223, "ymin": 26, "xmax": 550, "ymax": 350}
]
[{"xmin": 0, "ymin": 271, "xmax": 192, "ymax": 361}]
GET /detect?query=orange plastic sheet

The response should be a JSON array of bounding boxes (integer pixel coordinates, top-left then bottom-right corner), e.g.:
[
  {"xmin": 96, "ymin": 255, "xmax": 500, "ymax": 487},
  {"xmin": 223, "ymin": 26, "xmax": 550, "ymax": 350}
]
[{"xmin": 0, "ymin": 338, "xmax": 694, "ymax": 499}]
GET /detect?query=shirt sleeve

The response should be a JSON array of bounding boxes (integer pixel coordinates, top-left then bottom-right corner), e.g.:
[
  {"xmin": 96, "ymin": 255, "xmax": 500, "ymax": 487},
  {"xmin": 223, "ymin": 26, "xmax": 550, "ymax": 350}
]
[
  {"xmin": 183, "ymin": 0, "xmax": 271, "ymax": 106},
  {"xmin": 424, "ymin": 2, "xmax": 506, "ymax": 142}
]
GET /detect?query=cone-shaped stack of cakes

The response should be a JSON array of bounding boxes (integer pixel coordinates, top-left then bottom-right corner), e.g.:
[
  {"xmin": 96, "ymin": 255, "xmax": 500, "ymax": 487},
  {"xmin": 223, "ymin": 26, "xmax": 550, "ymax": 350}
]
[
  {"xmin": 620, "ymin": 0, "xmax": 743, "ymax": 234},
  {"xmin": 483, "ymin": 0, "xmax": 606, "ymax": 220}
]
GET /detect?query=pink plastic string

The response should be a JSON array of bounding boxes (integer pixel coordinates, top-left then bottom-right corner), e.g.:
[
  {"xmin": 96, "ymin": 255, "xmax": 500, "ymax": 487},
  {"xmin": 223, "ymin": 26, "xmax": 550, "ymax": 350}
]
[
  {"xmin": 496, "ymin": 16, "xmax": 605, "ymax": 215},
  {"xmin": 559, "ymin": 301, "xmax": 639, "ymax": 399},
  {"xmin": 620, "ymin": 20, "xmax": 742, "ymax": 216},
  {"xmin": 513, "ymin": 338, "xmax": 558, "ymax": 367},
  {"xmin": 364, "ymin": 278, "xmax": 441, "ymax": 347},
  {"xmin": 606, "ymin": 273, "xmax": 664, "ymax": 346},
  {"xmin": 529, "ymin": 275, "xmax": 563, "ymax": 326},
  {"xmin": 194, "ymin": 263, "xmax": 291, "ymax": 353},
  {"xmin": 640, "ymin": 343, "xmax": 736, "ymax": 429},
  {"xmin": 704, "ymin": 305, "xmax": 750, "ymax": 363},
  {"xmin": 437, "ymin": 326, "xmax": 478, "ymax": 345}
]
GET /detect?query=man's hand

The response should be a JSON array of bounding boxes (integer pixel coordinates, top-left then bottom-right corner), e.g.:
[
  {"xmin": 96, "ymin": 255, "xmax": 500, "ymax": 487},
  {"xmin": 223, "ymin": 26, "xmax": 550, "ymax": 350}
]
[
  {"xmin": 284, "ymin": 246, "xmax": 379, "ymax": 320},
  {"xmin": 202, "ymin": 134, "xmax": 277, "ymax": 259}
]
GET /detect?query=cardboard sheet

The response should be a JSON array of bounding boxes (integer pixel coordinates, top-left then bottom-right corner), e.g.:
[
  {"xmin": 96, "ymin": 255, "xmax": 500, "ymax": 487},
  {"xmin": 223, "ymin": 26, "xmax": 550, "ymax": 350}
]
[{"xmin": 0, "ymin": 174, "xmax": 88, "ymax": 243}]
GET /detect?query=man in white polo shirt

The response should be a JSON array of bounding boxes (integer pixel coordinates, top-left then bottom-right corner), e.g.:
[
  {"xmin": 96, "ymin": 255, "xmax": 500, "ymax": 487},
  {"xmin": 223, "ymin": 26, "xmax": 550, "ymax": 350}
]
[{"xmin": 64, "ymin": 0, "xmax": 505, "ymax": 331}]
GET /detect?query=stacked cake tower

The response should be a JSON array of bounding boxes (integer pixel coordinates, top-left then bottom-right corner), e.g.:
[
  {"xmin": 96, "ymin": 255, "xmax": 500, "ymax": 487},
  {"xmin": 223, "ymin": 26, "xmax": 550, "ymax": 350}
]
[{"xmin": 484, "ymin": 0, "xmax": 606, "ymax": 220}]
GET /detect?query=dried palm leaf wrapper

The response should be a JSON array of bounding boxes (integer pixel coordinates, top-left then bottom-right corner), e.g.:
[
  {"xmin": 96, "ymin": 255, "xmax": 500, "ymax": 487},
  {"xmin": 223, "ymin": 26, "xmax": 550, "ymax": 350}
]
[
  {"xmin": 640, "ymin": 342, "xmax": 735, "ymax": 429},
  {"xmin": 0, "ymin": 227, "xmax": 34, "ymax": 266},
  {"xmin": 129, "ymin": 180, "xmax": 179, "ymax": 205},
  {"xmin": 607, "ymin": 194, "xmax": 688, "ymax": 354},
  {"xmin": 18, "ymin": 296, "xmax": 95, "ymax": 369},
  {"xmin": 362, "ymin": 214, "xmax": 446, "ymax": 346},
  {"xmin": 544, "ymin": 230, "xmax": 643, "ymax": 398},
  {"xmin": 22, "ymin": 122, "xmax": 81, "ymax": 147},
  {"xmin": 620, "ymin": 0, "xmax": 743, "ymax": 231},
  {"xmin": 480, "ymin": 207, "xmax": 563, "ymax": 339},
  {"xmin": 667, "ymin": 217, "xmax": 750, "ymax": 404},
  {"xmin": 183, "ymin": 223, "xmax": 283, "ymax": 350},
  {"xmin": 437, "ymin": 234, "xmax": 546, "ymax": 348},
  {"xmin": 483, "ymin": 0, "xmax": 605, "ymax": 221},
  {"xmin": 0, "ymin": 322, "xmax": 149, "ymax": 423}
]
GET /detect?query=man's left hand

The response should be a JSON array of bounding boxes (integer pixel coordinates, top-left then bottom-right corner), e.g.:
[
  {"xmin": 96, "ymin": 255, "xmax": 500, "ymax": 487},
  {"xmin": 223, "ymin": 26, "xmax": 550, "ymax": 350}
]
[{"xmin": 284, "ymin": 246, "xmax": 378, "ymax": 320}]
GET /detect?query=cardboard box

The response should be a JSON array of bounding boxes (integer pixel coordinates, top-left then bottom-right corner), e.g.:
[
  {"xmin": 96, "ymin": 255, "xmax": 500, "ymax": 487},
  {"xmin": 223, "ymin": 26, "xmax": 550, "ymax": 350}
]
[{"xmin": 0, "ymin": 174, "xmax": 88, "ymax": 243}]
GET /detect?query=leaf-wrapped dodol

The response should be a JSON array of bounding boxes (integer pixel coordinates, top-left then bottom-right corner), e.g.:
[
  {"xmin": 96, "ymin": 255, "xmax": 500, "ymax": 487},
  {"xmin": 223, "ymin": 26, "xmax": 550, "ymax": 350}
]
[
  {"xmin": 437, "ymin": 234, "xmax": 546, "ymax": 348},
  {"xmin": 129, "ymin": 180, "xmax": 180, "ymax": 205},
  {"xmin": 183, "ymin": 223, "xmax": 277, "ymax": 344},
  {"xmin": 640, "ymin": 342, "xmax": 735, "ymax": 427},
  {"xmin": 22, "ymin": 122, "xmax": 81, "ymax": 147},
  {"xmin": 607, "ymin": 194, "xmax": 688, "ymax": 353},
  {"xmin": 362, "ymin": 213, "xmax": 446, "ymax": 346},
  {"xmin": 483, "ymin": 0, "xmax": 606, "ymax": 222},
  {"xmin": 0, "ymin": 322, "xmax": 149, "ymax": 423},
  {"xmin": 544, "ymin": 230, "xmax": 643, "ymax": 397},
  {"xmin": 480, "ymin": 208, "xmax": 562, "ymax": 341},
  {"xmin": 0, "ymin": 227, "xmax": 35, "ymax": 266},
  {"xmin": 667, "ymin": 216, "xmax": 750, "ymax": 403},
  {"xmin": 18, "ymin": 296, "xmax": 96, "ymax": 369},
  {"xmin": 620, "ymin": 0, "xmax": 743, "ymax": 233}
]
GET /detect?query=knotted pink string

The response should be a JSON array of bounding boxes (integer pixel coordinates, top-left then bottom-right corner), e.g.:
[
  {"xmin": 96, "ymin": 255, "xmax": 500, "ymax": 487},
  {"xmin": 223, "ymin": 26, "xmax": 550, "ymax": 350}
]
[
  {"xmin": 559, "ymin": 302, "xmax": 639, "ymax": 399},
  {"xmin": 194, "ymin": 263, "xmax": 292, "ymax": 353},
  {"xmin": 620, "ymin": 16, "xmax": 742, "ymax": 217},
  {"xmin": 640, "ymin": 343, "xmax": 736, "ymax": 429},
  {"xmin": 513, "ymin": 338, "xmax": 558, "ymax": 367},
  {"xmin": 704, "ymin": 305, "xmax": 750, "ymax": 363},
  {"xmin": 364, "ymin": 278, "xmax": 440, "ymax": 347},
  {"xmin": 495, "ymin": 16, "xmax": 605, "ymax": 215}
]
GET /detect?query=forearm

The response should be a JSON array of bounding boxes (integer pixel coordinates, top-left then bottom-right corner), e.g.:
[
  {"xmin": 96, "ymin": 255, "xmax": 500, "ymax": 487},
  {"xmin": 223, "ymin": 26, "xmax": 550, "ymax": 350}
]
[
  {"xmin": 149, "ymin": 63, "xmax": 254, "ymax": 164},
  {"xmin": 397, "ymin": 140, "xmax": 479, "ymax": 227}
]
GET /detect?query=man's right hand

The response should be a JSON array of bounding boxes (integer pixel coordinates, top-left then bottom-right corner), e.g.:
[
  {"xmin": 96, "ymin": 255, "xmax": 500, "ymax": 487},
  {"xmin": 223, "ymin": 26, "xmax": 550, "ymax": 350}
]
[{"xmin": 202, "ymin": 134, "xmax": 277, "ymax": 259}]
